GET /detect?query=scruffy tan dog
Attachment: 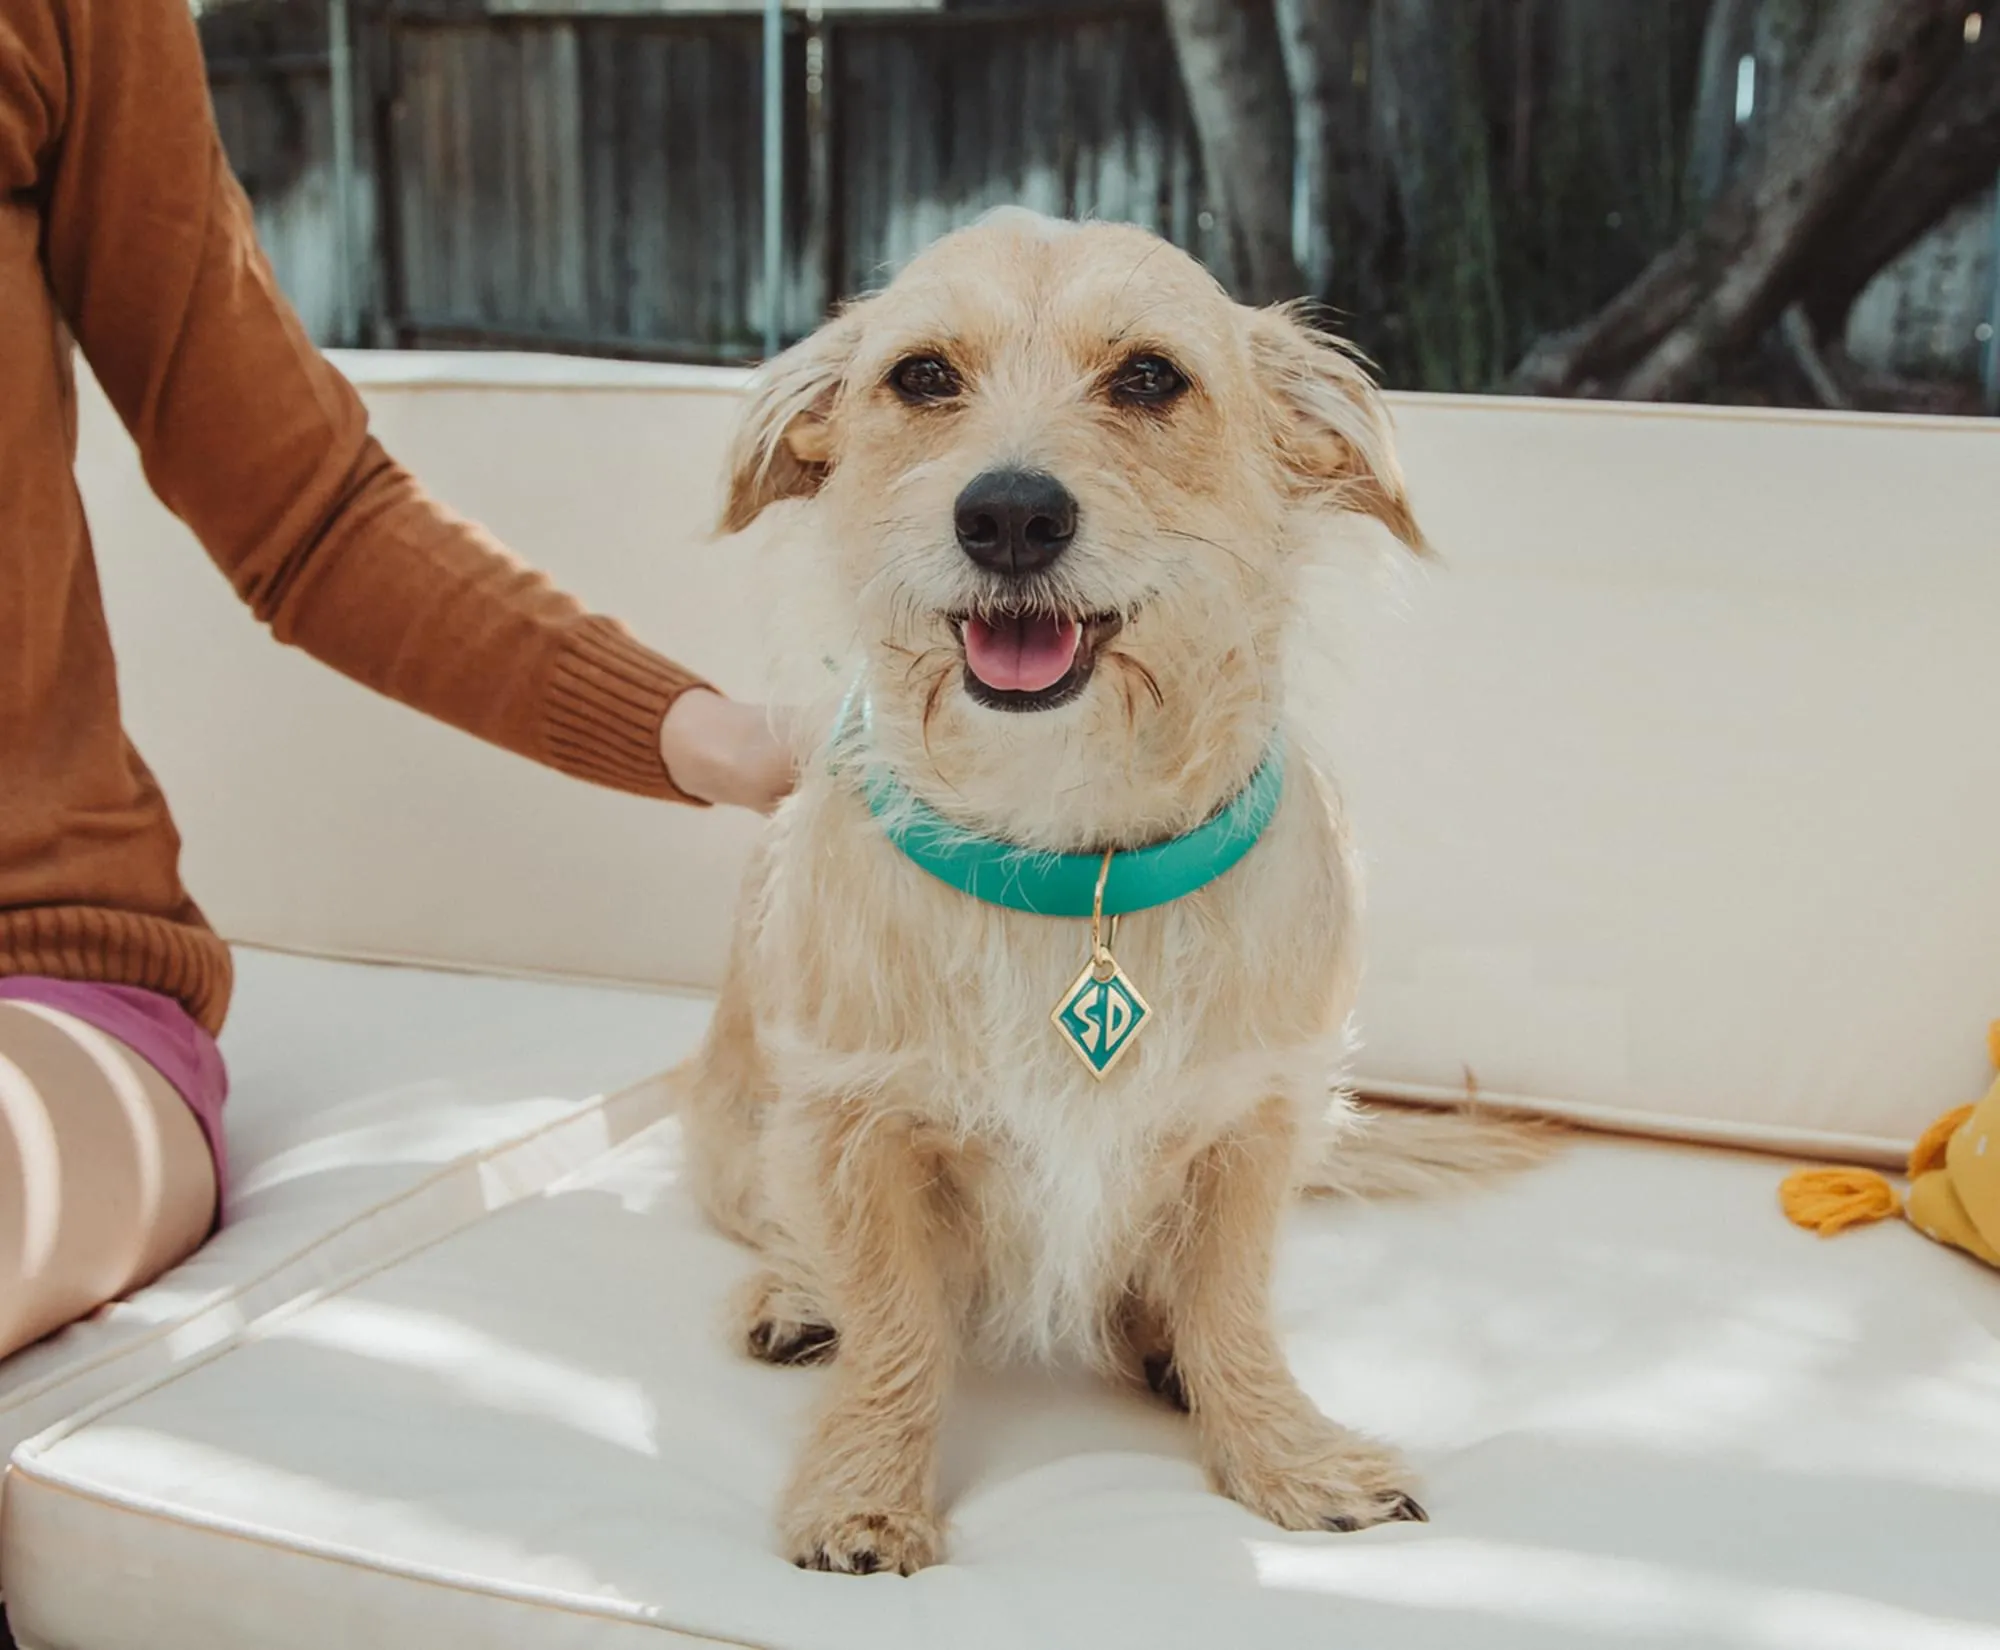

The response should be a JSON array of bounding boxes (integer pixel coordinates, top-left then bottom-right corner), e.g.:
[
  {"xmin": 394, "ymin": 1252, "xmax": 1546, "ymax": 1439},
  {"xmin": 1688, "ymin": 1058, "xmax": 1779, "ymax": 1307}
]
[{"xmin": 681, "ymin": 209, "xmax": 1532, "ymax": 1576}]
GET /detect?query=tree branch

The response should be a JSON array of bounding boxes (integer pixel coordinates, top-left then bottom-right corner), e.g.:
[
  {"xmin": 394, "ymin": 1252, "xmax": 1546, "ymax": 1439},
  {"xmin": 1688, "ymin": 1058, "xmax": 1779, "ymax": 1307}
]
[
  {"xmin": 1512, "ymin": 0, "xmax": 1973, "ymax": 400},
  {"xmin": 1800, "ymin": 26, "xmax": 2000, "ymax": 339}
]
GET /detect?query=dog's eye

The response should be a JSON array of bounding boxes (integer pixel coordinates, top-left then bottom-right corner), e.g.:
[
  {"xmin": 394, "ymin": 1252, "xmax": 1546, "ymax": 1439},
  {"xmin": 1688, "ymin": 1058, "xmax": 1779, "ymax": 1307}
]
[
  {"xmin": 1110, "ymin": 353, "xmax": 1189, "ymax": 408},
  {"xmin": 889, "ymin": 355, "xmax": 963, "ymax": 405}
]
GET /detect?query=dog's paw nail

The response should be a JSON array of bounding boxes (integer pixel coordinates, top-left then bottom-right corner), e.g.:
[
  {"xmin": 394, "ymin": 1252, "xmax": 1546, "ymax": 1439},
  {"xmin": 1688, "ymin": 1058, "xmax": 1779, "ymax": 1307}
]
[
  {"xmin": 787, "ymin": 1508, "xmax": 939, "ymax": 1575},
  {"xmin": 795, "ymin": 1542, "xmax": 879, "ymax": 1574},
  {"xmin": 1388, "ymin": 1494, "xmax": 1427, "ymax": 1523},
  {"xmin": 1142, "ymin": 1352, "xmax": 1189, "ymax": 1412},
  {"xmin": 748, "ymin": 1319, "xmax": 839, "ymax": 1367},
  {"xmin": 1323, "ymin": 1515, "xmax": 1361, "ymax": 1533}
]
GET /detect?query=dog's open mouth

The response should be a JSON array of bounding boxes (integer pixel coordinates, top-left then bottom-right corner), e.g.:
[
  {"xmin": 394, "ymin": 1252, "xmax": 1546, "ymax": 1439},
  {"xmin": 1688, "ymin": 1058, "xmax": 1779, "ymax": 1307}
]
[{"xmin": 949, "ymin": 610, "xmax": 1124, "ymax": 712}]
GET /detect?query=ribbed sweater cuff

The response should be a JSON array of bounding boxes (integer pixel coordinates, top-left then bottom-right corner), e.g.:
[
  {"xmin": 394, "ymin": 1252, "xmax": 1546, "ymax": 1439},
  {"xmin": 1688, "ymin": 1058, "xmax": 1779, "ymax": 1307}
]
[{"xmin": 544, "ymin": 617, "xmax": 711, "ymax": 803}]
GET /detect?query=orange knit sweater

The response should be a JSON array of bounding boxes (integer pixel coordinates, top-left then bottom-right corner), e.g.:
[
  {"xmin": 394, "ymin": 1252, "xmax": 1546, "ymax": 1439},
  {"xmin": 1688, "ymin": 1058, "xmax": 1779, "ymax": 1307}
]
[{"xmin": 0, "ymin": 0, "xmax": 706, "ymax": 1033}]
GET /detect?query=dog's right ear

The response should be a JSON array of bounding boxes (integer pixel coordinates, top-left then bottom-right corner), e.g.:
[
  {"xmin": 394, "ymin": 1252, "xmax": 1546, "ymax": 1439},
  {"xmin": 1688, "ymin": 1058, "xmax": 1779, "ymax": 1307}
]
[
  {"xmin": 1248, "ymin": 302, "xmax": 1426, "ymax": 555},
  {"xmin": 718, "ymin": 305, "xmax": 868, "ymax": 535}
]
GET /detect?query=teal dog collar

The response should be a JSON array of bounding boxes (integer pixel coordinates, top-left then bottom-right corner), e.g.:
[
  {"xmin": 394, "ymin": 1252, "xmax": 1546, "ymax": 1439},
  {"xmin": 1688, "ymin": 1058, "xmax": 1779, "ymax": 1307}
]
[{"xmin": 839, "ymin": 690, "xmax": 1285, "ymax": 920}]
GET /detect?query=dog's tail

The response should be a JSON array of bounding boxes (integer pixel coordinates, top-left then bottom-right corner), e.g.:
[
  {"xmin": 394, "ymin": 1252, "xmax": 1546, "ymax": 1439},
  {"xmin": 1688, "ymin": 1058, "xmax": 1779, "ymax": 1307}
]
[{"xmin": 1304, "ymin": 1100, "xmax": 1563, "ymax": 1200}]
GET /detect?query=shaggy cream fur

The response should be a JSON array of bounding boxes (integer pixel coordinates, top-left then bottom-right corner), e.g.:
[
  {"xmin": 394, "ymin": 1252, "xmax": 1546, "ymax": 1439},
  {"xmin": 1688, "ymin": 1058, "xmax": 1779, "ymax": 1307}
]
[{"xmin": 680, "ymin": 209, "xmax": 1540, "ymax": 1576}]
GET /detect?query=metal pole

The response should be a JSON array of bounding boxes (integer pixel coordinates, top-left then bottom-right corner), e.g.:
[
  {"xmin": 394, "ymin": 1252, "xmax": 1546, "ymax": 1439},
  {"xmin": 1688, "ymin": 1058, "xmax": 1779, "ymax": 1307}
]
[
  {"xmin": 762, "ymin": 0, "xmax": 785, "ymax": 359},
  {"xmin": 328, "ymin": 0, "xmax": 358, "ymax": 347}
]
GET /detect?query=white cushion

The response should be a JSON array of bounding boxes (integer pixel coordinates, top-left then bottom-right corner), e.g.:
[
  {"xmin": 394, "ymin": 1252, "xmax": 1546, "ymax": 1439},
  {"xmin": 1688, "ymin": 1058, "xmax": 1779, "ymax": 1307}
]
[
  {"xmin": 8, "ymin": 1122, "xmax": 1997, "ymax": 1650},
  {"xmin": 0, "ymin": 949, "xmax": 705, "ymax": 1479},
  {"xmin": 80, "ymin": 357, "xmax": 2000, "ymax": 1156},
  {"xmin": 1314, "ymin": 401, "xmax": 2000, "ymax": 1163}
]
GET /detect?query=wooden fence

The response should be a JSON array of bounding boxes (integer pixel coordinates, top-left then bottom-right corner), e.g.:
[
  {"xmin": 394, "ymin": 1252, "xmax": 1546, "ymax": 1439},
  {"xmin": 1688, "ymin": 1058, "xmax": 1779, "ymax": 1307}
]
[
  {"xmin": 203, "ymin": 0, "xmax": 1205, "ymax": 362},
  {"xmin": 198, "ymin": 0, "xmax": 1994, "ymax": 398}
]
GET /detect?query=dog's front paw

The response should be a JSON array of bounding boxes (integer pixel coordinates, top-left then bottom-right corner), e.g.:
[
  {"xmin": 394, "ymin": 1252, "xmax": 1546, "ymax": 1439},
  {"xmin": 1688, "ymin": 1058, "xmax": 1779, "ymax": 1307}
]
[
  {"xmin": 787, "ymin": 1505, "xmax": 943, "ymax": 1575},
  {"xmin": 1214, "ymin": 1428, "xmax": 1426, "ymax": 1534}
]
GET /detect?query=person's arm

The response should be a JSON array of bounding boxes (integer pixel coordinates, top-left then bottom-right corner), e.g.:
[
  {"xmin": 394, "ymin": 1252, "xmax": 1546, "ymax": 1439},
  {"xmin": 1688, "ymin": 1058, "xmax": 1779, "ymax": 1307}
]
[{"xmin": 19, "ymin": 0, "xmax": 782, "ymax": 806}]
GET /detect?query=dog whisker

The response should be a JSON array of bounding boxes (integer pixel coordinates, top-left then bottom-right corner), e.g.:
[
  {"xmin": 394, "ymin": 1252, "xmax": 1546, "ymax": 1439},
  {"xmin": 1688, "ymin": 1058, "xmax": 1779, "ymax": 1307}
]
[
  {"xmin": 1108, "ymin": 651, "xmax": 1165, "ymax": 711},
  {"xmin": 918, "ymin": 665, "xmax": 952, "ymax": 767},
  {"xmin": 1115, "ymin": 668, "xmax": 1137, "ymax": 732},
  {"xmin": 1159, "ymin": 527, "xmax": 1261, "ymax": 584},
  {"xmin": 1109, "ymin": 242, "xmax": 1170, "ymax": 318}
]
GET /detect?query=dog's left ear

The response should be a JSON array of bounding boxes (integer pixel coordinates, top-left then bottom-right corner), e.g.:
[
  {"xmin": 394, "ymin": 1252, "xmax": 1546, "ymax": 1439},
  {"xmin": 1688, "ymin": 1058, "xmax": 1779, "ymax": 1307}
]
[
  {"xmin": 717, "ymin": 303, "xmax": 868, "ymax": 535},
  {"xmin": 1249, "ymin": 304, "xmax": 1425, "ymax": 554}
]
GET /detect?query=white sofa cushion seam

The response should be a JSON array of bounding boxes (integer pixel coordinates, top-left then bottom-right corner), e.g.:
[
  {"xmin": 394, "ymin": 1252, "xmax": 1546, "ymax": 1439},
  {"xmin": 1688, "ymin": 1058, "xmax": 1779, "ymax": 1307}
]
[
  {"xmin": 0, "ymin": 1075, "xmax": 659, "ymax": 1422},
  {"xmin": 5, "ymin": 1469, "xmax": 758, "ymax": 1648}
]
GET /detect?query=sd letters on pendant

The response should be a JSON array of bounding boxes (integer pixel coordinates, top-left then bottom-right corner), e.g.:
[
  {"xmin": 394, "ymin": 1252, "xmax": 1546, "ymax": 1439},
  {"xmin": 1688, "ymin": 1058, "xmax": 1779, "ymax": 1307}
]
[{"xmin": 1051, "ymin": 851, "xmax": 1153, "ymax": 1079}]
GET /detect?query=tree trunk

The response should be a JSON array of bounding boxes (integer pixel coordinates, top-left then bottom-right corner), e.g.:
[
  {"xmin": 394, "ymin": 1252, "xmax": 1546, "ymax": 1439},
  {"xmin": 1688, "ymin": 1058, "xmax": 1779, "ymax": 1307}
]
[
  {"xmin": 1369, "ymin": 0, "xmax": 1461, "ymax": 258},
  {"xmin": 1162, "ymin": 0, "xmax": 1305, "ymax": 305},
  {"xmin": 1512, "ymin": 0, "xmax": 1973, "ymax": 400},
  {"xmin": 1369, "ymin": 0, "xmax": 1515, "ymax": 388},
  {"xmin": 1272, "ymin": 0, "xmax": 1378, "ymax": 306},
  {"xmin": 1799, "ymin": 26, "xmax": 2000, "ymax": 339}
]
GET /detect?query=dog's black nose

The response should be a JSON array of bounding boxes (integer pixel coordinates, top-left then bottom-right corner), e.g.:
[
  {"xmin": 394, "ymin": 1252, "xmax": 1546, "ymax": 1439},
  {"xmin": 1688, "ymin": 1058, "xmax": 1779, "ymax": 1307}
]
[{"xmin": 953, "ymin": 469, "xmax": 1077, "ymax": 577}]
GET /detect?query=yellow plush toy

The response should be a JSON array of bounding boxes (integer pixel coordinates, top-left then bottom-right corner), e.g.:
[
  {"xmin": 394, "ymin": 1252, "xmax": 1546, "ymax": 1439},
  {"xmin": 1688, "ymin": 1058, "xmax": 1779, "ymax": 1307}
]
[{"xmin": 1781, "ymin": 1022, "xmax": 2000, "ymax": 1268}]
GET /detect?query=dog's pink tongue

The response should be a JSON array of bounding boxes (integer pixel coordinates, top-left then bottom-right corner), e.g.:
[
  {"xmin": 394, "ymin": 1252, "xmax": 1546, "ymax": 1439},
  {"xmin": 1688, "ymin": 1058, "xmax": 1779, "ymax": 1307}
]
[{"xmin": 964, "ymin": 614, "xmax": 1081, "ymax": 693}]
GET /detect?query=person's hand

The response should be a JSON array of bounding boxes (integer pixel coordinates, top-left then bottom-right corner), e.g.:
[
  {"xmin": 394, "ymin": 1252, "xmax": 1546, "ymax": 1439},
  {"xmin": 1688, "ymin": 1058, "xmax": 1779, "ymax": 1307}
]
[{"xmin": 659, "ymin": 689, "xmax": 797, "ymax": 814}]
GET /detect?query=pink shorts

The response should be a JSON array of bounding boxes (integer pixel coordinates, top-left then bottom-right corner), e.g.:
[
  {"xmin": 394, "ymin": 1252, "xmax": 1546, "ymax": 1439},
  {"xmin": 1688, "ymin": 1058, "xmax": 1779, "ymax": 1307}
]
[{"xmin": 0, "ymin": 977, "xmax": 230, "ymax": 1206}]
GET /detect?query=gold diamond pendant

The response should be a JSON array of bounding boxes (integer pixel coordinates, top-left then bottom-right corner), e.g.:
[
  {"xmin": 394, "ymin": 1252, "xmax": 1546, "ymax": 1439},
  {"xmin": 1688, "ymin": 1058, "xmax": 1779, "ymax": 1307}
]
[
  {"xmin": 1052, "ymin": 949, "xmax": 1152, "ymax": 1078},
  {"xmin": 1050, "ymin": 850, "xmax": 1153, "ymax": 1079}
]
